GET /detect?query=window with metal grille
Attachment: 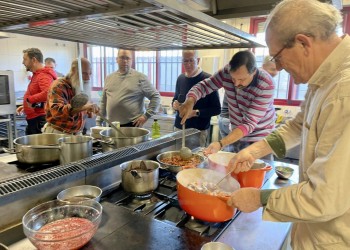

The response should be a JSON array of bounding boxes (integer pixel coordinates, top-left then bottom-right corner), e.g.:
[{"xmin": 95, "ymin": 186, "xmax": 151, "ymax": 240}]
[
  {"xmin": 85, "ymin": 45, "xmax": 181, "ymax": 96},
  {"xmin": 250, "ymin": 18, "xmax": 305, "ymax": 106},
  {"xmin": 135, "ymin": 50, "xmax": 182, "ymax": 96}
]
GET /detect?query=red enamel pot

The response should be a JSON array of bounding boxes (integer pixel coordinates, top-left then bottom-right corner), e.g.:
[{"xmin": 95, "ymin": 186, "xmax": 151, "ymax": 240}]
[
  {"xmin": 208, "ymin": 152, "xmax": 271, "ymax": 188},
  {"xmin": 176, "ymin": 168, "xmax": 240, "ymax": 222}
]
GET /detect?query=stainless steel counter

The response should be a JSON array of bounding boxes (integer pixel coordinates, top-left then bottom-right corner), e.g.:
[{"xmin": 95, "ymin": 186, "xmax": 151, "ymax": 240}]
[
  {"xmin": 218, "ymin": 161, "xmax": 298, "ymax": 250},
  {"xmin": 0, "ymin": 131, "xmax": 298, "ymax": 250}
]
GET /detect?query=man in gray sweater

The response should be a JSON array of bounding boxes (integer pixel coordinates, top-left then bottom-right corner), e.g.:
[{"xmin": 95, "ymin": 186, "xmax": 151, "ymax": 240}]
[{"xmin": 97, "ymin": 49, "xmax": 160, "ymax": 127}]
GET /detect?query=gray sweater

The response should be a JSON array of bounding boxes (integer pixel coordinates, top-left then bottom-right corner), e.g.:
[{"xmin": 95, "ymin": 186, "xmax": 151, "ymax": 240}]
[{"xmin": 98, "ymin": 69, "xmax": 160, "ymax": 125}]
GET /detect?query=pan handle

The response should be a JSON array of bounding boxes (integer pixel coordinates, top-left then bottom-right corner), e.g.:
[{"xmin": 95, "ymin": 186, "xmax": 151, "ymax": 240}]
[
  {"xmin": 27, "ymin": 145, "xmax": 60, "ymax": 149},
  {"xmin": 96, "ymin": 139, "xmax": 115, "ymax": 146},
  {"xmin": 217, "ymin": 195, "xmax": 230, "ymax": 202},
  {"xmin": 2, "ymin": 147, "xmax": 17, "ymax": 154}
]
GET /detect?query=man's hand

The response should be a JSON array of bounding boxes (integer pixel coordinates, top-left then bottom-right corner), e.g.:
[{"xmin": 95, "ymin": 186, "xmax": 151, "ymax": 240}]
[
  {"xmin": 203, "ymin": 142, "xmax": 221, "ymax": 155},
  {"xmin": 16, "ymin": 105, "xmax": 24, "ymax": 115},
  {"xmin": 178, "ymin": 97, "xmax": 196, "ymax": 124},
  {"xmin": 133, "ymin": 115, "xmax": 147, "ymax": 127},
  {"xmin": 85, "ymin": 103, "xmax": 100, "ymax": 115},
  {"xmin": 172, "ymin": 100, "xmax": 180, "ymax": 111},
  {"xmin": 72, "ymin": 103, "xmax": 99, "ymax": 115},
  {"xmin": 227, "ymin": 188, "xmax": 262, "ymax": 213},
  {"xmin": 228, "ymin": 149, "xmax": 256, "ymax": 174}
]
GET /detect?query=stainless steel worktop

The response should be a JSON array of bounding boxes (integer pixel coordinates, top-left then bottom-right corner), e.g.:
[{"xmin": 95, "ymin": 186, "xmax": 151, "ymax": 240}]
[
  {"xmin": 4, "ymin": 160, "xmax": 298, "ymax": 250},
  {"xmin": 0, "ymin": 129, "xmax": 298, "ymax": 249}
]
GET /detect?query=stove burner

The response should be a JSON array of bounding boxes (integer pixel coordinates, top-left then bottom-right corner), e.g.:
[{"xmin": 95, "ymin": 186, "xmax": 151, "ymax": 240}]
[
  {"xmin": 9, "ymin": 160, "xmax": 60, "ymax": 172},
  {"xmin": 153, "ymin": 200, "xmax": 236, "ymax": 237},
  {"xmin": 134, "ymin": 193, "xmax": 153, "ymax": 200},
  {"xmin": 184, "ymin": 217, "xmax": 221, "ymax": 236},
  {"xmin": 115, "ymin": 193, "xmax": 165, "ymax": 214}
]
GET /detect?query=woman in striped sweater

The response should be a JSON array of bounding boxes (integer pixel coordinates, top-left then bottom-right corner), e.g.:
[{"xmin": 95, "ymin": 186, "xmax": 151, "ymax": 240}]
[{"xmin": 179, "ymin": 50, "xmax": 276, "ymax": 158}]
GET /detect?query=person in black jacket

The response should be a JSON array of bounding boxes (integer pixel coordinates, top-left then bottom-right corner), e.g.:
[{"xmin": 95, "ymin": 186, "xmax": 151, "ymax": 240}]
[{"xmin": 172, "ymin": 50, "xmax": 221, "ymax": 146}]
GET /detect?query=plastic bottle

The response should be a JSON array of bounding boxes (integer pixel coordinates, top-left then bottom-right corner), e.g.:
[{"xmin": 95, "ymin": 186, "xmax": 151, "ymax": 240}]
[{"xmin": 151, "ymin": 119, "xmax": 161, "ymax": 139}]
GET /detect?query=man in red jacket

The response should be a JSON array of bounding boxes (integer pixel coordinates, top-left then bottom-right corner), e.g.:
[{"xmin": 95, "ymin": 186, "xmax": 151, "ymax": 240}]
[{"xmin": 16, "ymin": 48, "xmax": 57, "ymax": 135}]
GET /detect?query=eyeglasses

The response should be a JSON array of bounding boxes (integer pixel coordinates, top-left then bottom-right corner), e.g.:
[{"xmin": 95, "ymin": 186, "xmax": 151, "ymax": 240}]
[
  {"xmin": 270, "ymin": 46, "xmax": 286, "ymax": 63},
  {"xmin": 118, "ymin": 56, "xmax": 131, "ymax": 61},
  {"xmin": 182, "ymin": 58, "xmax": 196, "ymax": 64}
]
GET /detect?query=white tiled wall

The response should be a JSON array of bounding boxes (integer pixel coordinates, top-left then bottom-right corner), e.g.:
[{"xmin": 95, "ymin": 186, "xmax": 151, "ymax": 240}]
[{"xmin": 0, "ymin": 33, "xmax": 77, "ymax": 92}]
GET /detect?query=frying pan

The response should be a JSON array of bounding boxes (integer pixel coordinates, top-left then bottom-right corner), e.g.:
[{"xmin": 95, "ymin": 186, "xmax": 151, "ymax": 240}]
[
  {"xmin": 177, "ymin": 168, "xmax": 240, "ymax": 222},
  {"xmin": 156, "ymin": 151, "xmax": 205, "ymax": 173}
]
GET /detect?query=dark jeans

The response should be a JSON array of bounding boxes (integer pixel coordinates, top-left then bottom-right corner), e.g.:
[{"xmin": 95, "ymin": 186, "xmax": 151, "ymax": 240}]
[{"xmin": 26, "ymin": 116, "xmax": 46, "ymax": 135}]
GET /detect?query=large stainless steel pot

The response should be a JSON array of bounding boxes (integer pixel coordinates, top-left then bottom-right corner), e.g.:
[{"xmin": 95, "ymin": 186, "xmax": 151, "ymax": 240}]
[
  {"xmin": 120, "ymin": 160, "xmax": 159, "ymax": 194},
  {"xmin": 99, "ymin": 127, "xmax": 150, "ymax": 151},
  {"xmin": 156, "ymin": 151, "xmax": 205, "ymax": 173},
  {"xmin": 8, "ymin": 133, "xmax": 65, "ymax": 164},
  {"xmin": 58, "ymin": 136, "xmax": 93, "ymax": 165}
]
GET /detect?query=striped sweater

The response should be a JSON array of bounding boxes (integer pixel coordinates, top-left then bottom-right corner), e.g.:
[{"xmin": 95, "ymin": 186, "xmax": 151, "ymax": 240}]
[{"xmin": 187, "ymin": 65, "xmax": 276, "ymax": 142}]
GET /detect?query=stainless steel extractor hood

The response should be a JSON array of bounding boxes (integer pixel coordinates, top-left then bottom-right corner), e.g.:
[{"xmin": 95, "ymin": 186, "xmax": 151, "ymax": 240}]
[{"xmin": 0, "ymin": 0, "xmax": 265, "ymax": 50}]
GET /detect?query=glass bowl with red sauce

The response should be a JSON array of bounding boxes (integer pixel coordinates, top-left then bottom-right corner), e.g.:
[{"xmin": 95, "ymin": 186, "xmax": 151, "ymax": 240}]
[{"xmin": 22, "ymin": 199, "xmax": 102, "ymax": 250}]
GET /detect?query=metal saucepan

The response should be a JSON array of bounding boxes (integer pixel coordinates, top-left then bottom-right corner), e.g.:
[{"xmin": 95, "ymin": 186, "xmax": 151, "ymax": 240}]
[
  {"xmin": 99, "ymin": 127, "xmax": 150, "ymax": 151},
  {"xmin": 120, "ymin": 160, "xmax": 159, "ymax": 194},
  {"xmin": 57, "ymin": 136, "xmax": 93, "ymax": 165},
  {"xmin": 5, "ymin": 134, "xmax": 93, "ymax": 165},
  {"xmin": 156, "ymin": 151, "xmax": 205, "ymax": 173},
  {"xmin": 3, "ymin": 133, "xmax": 65, "ymax": 164},
  {"xmin": 177, "ymin": 168, "xmax": 240, "ymax": 222}
]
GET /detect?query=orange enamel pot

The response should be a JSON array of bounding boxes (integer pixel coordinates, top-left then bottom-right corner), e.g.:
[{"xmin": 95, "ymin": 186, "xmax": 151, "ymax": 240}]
[
  {"xmin": 176, "ymin": 168, "xmax": 240, "ymax": 222},
  {"xmin": 232, "ymin": 165, "xmax": 272, "ymax": 188},
  {"xmin": 208, "ymin": 152, "xmax": 236, "ymax": 174}
]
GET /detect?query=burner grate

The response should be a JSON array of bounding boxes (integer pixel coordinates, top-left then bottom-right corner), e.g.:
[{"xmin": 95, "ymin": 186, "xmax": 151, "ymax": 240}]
[
  {"xmin": 134, "ymin": 137, "xmax": 173, "ymax": 152},
  {"xmin": 115, "ymin": 193, "xmax": 165, "ymax": 215},
  {"xmin": 0, "ymin": 164, "xmax": 84, "ymax": 196}
]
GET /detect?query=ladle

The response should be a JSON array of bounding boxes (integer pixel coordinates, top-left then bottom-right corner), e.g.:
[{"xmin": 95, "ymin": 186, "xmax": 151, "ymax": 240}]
[
  {"xmin": 97, "ymin": 113, "xmax": 127, "ymax": 137},
  {"xmin": 179, "ymin": 124, "xmax": 192, "ymax": 160},
  {"xmin": 213, "ymin": 169, "xmax": 234, "ymax": 189}
]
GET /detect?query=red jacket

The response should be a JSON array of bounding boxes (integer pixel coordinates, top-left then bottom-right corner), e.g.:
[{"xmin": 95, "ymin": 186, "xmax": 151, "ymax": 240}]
[{"xmin": 23, "ymin": 67, "xmax": 57, "ymax": 120}]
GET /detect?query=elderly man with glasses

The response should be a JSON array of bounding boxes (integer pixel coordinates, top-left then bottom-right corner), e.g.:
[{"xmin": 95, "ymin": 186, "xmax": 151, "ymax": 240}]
[
  {"xmin": 179, "ymin": 50, "xmax": 275, "ymax": 158},
  {"xmin": 97, "ymin": 49, "xmax": 160, "ymax": 127},
  {"xmin": 172, "ymin": 50, "xmax": 221, "ymax": 147},
  {"xmin": 224, "ymin": 0, "xmax": 350, "ymax": 249}
]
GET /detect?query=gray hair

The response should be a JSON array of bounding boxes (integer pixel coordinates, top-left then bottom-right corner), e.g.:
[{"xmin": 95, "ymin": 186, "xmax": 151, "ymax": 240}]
[
  {"xmin": 182, "ymin": 50, "xmax": 198, "ymax": 58},
  {"xmin": 265, "ymin": 0, "xmax": 342, "ymax": 47}
]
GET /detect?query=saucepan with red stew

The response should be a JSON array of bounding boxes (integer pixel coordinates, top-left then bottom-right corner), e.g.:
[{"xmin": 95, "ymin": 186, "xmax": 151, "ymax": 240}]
[
  {"xmin": 177, "ymin": 168, "xmax": 240, "ymax": 222},
  {"xmin": 156, "ymin": 151, "xmax": 205, "ymax": 173}
]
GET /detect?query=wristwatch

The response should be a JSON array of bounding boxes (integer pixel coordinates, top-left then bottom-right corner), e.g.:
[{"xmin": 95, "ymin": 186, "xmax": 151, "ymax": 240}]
[{"xmin": 195, "ymin": 109, "xmax": 200, "ymax": 117}]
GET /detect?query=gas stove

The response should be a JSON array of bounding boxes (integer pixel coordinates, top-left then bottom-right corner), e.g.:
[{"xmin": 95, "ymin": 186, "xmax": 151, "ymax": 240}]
[{"xmin": 101, "ymin": 168, "xmax": 239, "ymax": 244}]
